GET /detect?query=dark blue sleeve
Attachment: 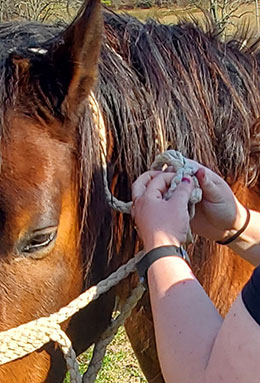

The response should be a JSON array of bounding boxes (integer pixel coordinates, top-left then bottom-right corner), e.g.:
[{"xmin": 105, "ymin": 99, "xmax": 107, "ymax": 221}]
[{"xmin": 242, "ymin": 265, "xmax": 260, "ymax": 325}]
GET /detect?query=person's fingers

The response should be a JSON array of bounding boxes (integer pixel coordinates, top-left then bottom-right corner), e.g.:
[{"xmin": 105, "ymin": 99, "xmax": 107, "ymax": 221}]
[
  {"xmin": 196, "ymin": 168, "xmax": 222, "ymax": 203},
  {"xmin": 132, "ymin": 171, "xmax": 161, "ymax": 201},
  {"xmin": 165, "ymin": 165, "xmax": 175, "ymax": 173},
  {"xmin": 144, "ymin": 172, "xmax": 175, "ymax": 199},
  {"xmin": 167, "ymin": 176, "xmax": 194, "ymax": 207},
  {"xmin": 195, "ymin": 168, "xmax": 206, "ymax": 185}
]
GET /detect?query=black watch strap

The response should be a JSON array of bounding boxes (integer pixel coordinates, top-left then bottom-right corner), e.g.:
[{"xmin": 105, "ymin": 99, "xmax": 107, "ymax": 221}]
[{"xmin": 136, "ymin": 245, "xmax": 191, "ymax": 289}]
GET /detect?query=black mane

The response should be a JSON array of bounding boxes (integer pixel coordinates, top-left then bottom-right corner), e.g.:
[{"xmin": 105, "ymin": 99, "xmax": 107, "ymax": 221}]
[
  {"xmin": 1, "ymin": 11, "xmax": 260, "ymax": 278},
  {"xmin": 0, "ymin": 21, "xmax": 60, "ymax": 54},
  {"xmin": 100, "ymin": 12, "xmax": 260, "ymax": 185}
]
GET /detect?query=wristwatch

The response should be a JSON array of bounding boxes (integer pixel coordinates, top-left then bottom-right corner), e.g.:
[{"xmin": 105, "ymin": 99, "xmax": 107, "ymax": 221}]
[{"xmin": 136, "ymin": 245, "xmax": 191, "ymax": 289}]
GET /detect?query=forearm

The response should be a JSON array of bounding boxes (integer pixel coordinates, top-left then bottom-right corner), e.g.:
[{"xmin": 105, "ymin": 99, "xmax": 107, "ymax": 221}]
[
  {"xmin": 205, "ymin": 294, "xmax": 260, "ymax": 383},
  {"xmin": 227, "ymin": 208, "xmax": 260, "ymax": 266},
  {"xmin": 148, "ymin": 255, "xmax": 260, "ymax": 383},
  {"xmin": 148, "ymin": 256, "xmax": 222, "ymax": 383}
]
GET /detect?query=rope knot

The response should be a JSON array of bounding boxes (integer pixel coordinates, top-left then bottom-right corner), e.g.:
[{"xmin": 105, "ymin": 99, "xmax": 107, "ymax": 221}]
[{"xmin": 103, "ymin": 149, "xmax": 202, "ymax": 243}]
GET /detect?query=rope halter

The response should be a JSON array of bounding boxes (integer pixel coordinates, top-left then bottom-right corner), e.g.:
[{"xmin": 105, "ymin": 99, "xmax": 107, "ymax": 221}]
[
  {"xmin": 0, "ymin": 149, "xmax": 202, "ymax": 382},
  {"xmin": 0, "ymin": 89, "xmax": 203, "ymax": 383}
]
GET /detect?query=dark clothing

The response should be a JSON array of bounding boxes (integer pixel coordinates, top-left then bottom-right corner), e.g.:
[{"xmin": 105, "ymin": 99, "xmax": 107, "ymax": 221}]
[{"xmin": 242, "ymin": 265, "xmax": 260, "ymax": 325}]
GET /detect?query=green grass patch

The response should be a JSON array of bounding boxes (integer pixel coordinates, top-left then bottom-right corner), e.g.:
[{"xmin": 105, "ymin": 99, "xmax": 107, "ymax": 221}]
[
  {"xmin": 64, "ymin": 326, "xmax": 147, "ymax": 382},
  {"xmin": 102, "ymin": 0, "xmax": 112, "ymax": 6}
]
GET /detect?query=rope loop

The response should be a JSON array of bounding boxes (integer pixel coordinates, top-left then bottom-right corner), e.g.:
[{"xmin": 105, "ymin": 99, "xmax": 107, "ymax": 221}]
[
  {"xmin": 151, "ymin": 150, "xmax": 202, "ymax": 223},
  {"xmin": 105, "ymin": 149, "xmax": 202, "ymax": 222},
  {"xmin": 104, "ymin": 148, "xmax": 202, "ymax": 243}
]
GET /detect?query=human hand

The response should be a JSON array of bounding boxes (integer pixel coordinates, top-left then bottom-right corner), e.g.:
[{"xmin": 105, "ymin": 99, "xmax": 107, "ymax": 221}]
[
  {"xmin": 131, "ymin": 171, "xmax": 194, "ymax": 253},
  {"xmin": 186, "ymin": 160, "xmax": 247, "ymax": 241}
]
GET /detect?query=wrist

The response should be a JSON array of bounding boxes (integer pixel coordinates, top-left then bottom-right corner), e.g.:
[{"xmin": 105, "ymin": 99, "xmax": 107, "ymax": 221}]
[
  {"xmin": 214, "ymin": 201, "xmax": 247, "ymax": 241},
  {"xmin": 233, "ymin": 202, "xmax": 248, "ymax": 232},
  {"xmin": 217, "ymin": 205, "xmax": 250, "ymax": 246},
  {"xmin": 144, "ymin": 232, "xmax": 181, "ymax": 253},
  {"xmin": 136, "ymin": 245, "xmax": 192, "ymax": 289}
]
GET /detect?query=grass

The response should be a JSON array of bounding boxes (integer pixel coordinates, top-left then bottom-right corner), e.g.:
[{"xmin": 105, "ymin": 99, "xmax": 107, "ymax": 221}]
[
  {"xmin": 119, "ymin": 5, "xmax": 200, "ymax": 23},
  {"xmin": 64, "ymin": 326, "xmax": 147, "ymax": 383},
  {"xmin": 119, "ymin": 3, "xmax": 259, "ymax": 35},
  {"xmin": 41, "ymin": 1, "xmax": 259, "ymax": 36}
]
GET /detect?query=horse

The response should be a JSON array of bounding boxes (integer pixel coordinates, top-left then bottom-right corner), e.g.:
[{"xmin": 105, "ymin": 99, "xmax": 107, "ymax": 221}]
[{"xmin": 0, "ymin": 0, "xmax": 260, "ymax": 381}]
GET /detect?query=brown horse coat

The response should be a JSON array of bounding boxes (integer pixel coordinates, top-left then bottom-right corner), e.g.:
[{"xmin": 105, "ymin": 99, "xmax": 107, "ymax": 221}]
[{"xmin": 0, "ymin": 1, "xmax": 259, "ymax": 381}]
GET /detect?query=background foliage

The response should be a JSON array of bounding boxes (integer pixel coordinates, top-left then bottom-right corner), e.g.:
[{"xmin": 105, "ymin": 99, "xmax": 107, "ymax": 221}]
[{"xmin": 0, "ymin": 0, "xmax": 259, "ymax": 37}]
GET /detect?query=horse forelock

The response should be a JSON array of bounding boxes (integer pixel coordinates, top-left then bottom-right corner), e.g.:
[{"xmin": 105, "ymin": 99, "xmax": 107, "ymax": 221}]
[{"xmin": 0, "ymin": 21, "xmax": 68, "ymax": 129}]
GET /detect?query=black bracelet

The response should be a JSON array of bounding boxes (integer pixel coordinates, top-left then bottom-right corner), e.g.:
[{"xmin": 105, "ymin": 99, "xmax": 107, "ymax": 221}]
[
  {"xmin": 136, "ymin": 245, "xmax": 191, "ymax": 289},
  {"xmin": 216, "ymin": 207, "xmax": 250, "ymax": 246}
]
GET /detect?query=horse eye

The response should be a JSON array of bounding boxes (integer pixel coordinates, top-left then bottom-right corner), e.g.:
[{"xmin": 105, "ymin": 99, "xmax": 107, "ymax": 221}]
[{"xmin": 22, "ymin": 228, "xmax": 57, "ymax": 255}]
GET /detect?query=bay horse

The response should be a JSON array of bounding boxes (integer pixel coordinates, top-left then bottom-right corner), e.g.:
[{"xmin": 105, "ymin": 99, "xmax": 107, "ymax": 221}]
[{"xmin": 0, "ymin": 0, "xmax": 260, "ymax": 382}]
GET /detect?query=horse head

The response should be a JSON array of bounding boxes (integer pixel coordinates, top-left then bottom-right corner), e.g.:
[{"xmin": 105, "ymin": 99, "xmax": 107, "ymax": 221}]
[{"xmin": 0, "ymin": 1, "xmax": 113, "ymax": 381}]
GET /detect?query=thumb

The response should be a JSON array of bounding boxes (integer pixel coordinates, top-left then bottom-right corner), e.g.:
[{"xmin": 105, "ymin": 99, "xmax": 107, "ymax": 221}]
[
  {"xmin": 168, "ymin": 176, "xmax": 194, "ymax": 206},
  {"xmin": 196, "ymin": 168, "xmax": 221, "ymax": 203}
]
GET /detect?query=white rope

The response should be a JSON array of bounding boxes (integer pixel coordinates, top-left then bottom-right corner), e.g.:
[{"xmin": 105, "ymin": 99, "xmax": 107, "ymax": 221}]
[
  {"xmin": 82, "ymin": 284, "xmax": 145, "ymax": 383},
  {"xmin": 88, "ymin": 92, "xmax": 202, "ymax": 222},
  {"xmin": 102, "ymin": 147, "xmax": 202, "ymax": 221},
  {"xmin": 0, "ymin": 252, "xmax": 144, "ymax": 364},
  {"xmin": 0, "ymin": 252, "xmax": 145, "ymax": 382}
]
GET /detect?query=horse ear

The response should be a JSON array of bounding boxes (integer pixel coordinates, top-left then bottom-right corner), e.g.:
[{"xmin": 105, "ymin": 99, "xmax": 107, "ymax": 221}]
[{"xmin": 51, "ymin": 0, "xmax": 103, "ymax": 112}]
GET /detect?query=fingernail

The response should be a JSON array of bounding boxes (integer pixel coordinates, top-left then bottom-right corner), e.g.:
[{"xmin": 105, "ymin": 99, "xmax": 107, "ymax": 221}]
[
  {"xmin": 182, "ymin": 177, "xmax": 190, "ymax": 184},
  {"xmin": 196, "ymin": 168, "xmax": 205, "ymax": 180}
]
